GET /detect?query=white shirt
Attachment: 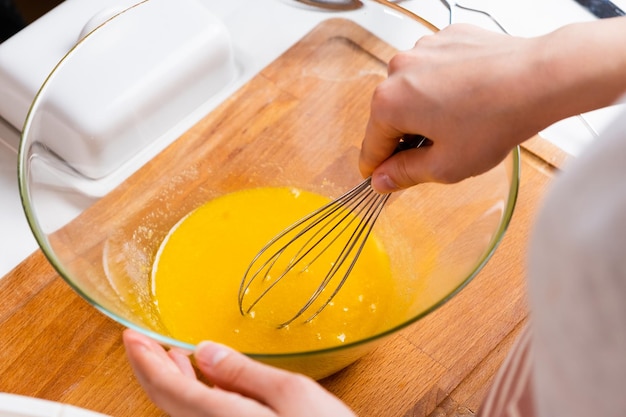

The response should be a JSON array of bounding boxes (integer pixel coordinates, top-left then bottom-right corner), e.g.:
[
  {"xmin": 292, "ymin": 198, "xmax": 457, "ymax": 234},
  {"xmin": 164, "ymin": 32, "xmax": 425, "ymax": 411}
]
[
  {"xmin": 478, "ymin": 104, "xmax": 626, "ymax": 417},
  {"xmin": 529, "ymin": 104, "xmax": 626, "ymax": 417}
]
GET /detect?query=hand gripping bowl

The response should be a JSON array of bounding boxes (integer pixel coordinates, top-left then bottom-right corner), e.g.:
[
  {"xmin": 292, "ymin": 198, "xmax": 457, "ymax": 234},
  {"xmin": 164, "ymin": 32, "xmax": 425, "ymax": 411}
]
[{"xmin": 18, "ymin": 0, "xmax": 519, "ymax": 380}]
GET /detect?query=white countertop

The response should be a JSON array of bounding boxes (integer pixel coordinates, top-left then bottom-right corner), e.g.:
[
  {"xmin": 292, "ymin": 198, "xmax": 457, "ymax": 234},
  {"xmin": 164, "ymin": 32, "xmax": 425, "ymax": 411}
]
[{"xmin": 0, "ymin": 0, "xmax": 623, "ymax": 278}]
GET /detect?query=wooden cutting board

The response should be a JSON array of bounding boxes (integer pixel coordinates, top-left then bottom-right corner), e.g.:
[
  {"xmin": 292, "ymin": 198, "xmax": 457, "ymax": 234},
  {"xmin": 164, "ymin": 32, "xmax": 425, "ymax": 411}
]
[{"xmin": 0, "ymin": 19, "xmax": 568, "ymax": 417}]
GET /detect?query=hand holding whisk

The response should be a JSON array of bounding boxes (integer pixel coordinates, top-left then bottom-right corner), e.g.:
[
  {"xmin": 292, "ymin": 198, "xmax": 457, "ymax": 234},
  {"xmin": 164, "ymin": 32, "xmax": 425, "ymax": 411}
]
[{"xmin": 238, "ymin": 134, "xmax": 430, "ymax": 328}]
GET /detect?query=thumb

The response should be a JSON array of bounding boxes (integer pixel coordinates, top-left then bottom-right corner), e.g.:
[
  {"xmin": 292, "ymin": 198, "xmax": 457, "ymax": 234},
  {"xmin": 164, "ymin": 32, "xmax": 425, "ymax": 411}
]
[
  {"xmin": 195, "ymin": 342, "xmax": 307, "ymax": 406},
  {"xmin": 370, "ymin": 148, "xmax": 434, "ymax": 193},
  {"xmin": 194, "ymin": 342, "xmax": 355, "ymax": 417}
]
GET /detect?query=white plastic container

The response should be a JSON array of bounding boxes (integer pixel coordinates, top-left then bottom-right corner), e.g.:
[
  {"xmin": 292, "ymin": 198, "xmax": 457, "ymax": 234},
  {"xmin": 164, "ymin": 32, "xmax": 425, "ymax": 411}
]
[{"xmin": 1, "ymin": 0, "xmax": 236, "ymax": 179}]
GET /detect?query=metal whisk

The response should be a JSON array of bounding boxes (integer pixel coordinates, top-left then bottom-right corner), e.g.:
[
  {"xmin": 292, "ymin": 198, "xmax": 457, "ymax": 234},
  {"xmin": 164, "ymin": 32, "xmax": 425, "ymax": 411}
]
[{"xmin": 238, "ymin": 135, "xmax": 429, "ymax": 328}]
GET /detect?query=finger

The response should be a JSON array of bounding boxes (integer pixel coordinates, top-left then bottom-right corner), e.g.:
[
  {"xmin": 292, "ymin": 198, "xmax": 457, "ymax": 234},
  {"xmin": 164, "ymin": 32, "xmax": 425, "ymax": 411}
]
[
  {"xmin": 359, "ymin": 77, "xmax": 419, "ymax": 179},
  {"xmin": 359, "ymin": 117, "xmax": 404, "ymax": 178},
  {"xmin": 123, "ymin": 330, "xmax": 274, "ymax": 417},
  {"xmin": 124, "ymin": 329, "xmax": 186, "ymax": 378},
  {"xmin": 168, "ymin": 348, "xmax": 196, "ymax": 378},
  {"xmin": 195, "ymin": 342, "xmax": 354, "ymax": 416},
  {"xmin": 124, "ymin": 329, "xmax": 208, "ymax": 416}
]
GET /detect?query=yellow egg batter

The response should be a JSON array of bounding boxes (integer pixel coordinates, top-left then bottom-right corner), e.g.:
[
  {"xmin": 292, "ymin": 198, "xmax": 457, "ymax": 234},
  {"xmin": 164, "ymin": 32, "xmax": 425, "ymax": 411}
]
[{"xmin": 152, "ymin": 186, "xmax": 401, "ymax": 353}]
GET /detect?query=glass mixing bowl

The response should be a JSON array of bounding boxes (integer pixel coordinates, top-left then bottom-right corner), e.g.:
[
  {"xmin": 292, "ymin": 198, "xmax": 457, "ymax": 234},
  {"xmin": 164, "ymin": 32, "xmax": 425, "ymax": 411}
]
[{"xmin": 18, "ymin": 0, "xmax": 519, "ymax": 380}]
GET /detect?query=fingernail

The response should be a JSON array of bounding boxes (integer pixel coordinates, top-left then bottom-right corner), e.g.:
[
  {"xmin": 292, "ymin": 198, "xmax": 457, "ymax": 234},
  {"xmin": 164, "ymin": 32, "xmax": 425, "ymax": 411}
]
[
  {"xmin": 196, "ymin": 341, "xmax": 230, "ymax": 367},
  {"xmin": 372, "ymin": 173, "xmax": 398, "ymax": 193},
  {"xmin": 168, "ymin": 349, "xmax": 189, "ymax": 362},
  {"xmin": 169, "ymin": 346, "xmax": 193, "ymax": 357},
  {"xmin": 123, "ymin": 329, "xmax": 154, "ymax": 354}
]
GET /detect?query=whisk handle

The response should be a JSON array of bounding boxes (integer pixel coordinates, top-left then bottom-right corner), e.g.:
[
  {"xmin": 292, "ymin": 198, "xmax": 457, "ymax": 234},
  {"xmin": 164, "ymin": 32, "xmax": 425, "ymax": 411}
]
[{"xmin": 394, "ymin": 134, "xmax": 432, "ymax": 153}]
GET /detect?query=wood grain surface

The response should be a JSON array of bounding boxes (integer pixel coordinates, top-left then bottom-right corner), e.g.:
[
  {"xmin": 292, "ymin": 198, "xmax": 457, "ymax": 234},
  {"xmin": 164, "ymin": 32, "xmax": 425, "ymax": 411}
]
[{"xmin": 0, "ymin": 19, "xmax": 568, "ymax": 416}]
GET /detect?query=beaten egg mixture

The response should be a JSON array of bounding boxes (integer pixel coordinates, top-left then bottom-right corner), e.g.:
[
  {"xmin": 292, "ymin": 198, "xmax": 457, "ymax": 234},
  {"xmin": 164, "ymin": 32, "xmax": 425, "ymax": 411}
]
[{"xmin": 152, "ymin": 186, "xmax": 401, "ymax": 353}]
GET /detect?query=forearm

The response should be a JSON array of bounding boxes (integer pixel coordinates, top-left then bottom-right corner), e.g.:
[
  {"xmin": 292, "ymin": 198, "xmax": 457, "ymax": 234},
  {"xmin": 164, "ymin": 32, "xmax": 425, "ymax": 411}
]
[
  {"xmin": 525, "ymin": 16, "xmax": 626, "ymax": 130},
  {"xmin": 359, "ymin": 18, "xmax": 626, "ymax": 190}
]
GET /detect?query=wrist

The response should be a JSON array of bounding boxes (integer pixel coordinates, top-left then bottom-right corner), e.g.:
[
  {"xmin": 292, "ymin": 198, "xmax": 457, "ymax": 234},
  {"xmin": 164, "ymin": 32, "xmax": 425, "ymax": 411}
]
[{"xmin": 530, "ymin": 18, "xmax": 626, "ymax": 126}]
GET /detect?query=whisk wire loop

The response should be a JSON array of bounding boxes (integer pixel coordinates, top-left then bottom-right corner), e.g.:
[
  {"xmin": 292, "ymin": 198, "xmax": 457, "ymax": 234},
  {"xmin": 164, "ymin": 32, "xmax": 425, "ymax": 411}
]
[
  {"xmin": 281, "ymin": 187, "xmax": 391, "ymax": 327},
  {"xmin": 238, "ymin": 134, "xmax": 429, "ymax": 327},
  {"xmin": 237, "ymin": 179, "xmax": 373, "ymax": 315}
]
